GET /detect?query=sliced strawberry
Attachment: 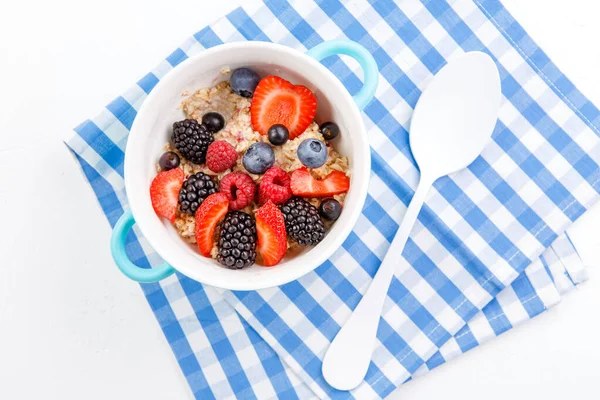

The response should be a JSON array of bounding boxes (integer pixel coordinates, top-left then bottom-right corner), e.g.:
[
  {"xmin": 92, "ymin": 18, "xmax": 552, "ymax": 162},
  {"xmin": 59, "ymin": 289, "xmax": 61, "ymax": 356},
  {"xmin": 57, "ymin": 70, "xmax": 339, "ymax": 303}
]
[
  {"xmin": 290, "ymin": 168, "xmax": 350, "ymax": 197},
  {"xmin": 255, "ymin": 200, "xmax": 287, "ymax": 267},
  {"xmin": 150, "ymin": 168, "xmax": 185, "ymax": 223},
  {"xmin": 195, "ymin": 193, "xmax": 229, "ymax": 257},
  {"xmin": 250, "ymin": 75, "xmax": 317, "ymax": 139}
]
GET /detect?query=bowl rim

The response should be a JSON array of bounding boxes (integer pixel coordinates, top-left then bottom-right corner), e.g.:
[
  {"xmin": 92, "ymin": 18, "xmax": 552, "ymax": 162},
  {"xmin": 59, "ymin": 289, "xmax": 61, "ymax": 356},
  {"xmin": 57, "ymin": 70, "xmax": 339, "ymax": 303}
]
[{"xmin": 124, "ymin": 41, "xmax": 371, "ymax": 290}]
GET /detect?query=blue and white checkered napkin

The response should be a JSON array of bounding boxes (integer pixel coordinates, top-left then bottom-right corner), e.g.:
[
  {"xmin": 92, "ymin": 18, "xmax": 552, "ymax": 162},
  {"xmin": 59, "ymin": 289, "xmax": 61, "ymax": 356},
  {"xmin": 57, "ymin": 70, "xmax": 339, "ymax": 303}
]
[{"xmin": 67, "ymin": 0, "xmax": 598, "ymax": 398}]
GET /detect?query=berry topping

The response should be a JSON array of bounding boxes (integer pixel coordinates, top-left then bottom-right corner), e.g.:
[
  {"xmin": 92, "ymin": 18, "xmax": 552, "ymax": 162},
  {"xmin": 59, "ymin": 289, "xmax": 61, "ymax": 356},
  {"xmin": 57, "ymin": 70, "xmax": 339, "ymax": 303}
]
[
  {"xmin": 290, "ymin": 168, "xmax": 350, "ymax": 197},
  {"xmin": 194, "ymin": 193, "xmax": 229, "ymax": 257},
  {"xmin": 319, "ymin": 121, "xmax": 340, "ymax": 141},
  {"xmin": 297, "ymin": 138, "xmax": 328, "ymax": 169},
  {"xmin": 255, "ymin": 201, "xmax": 287, "ymax": 266},
  {"xmin": 242, "ymin": 142, "xmax": 275, "ymax": 174},
  {"xmin": 230, "ymin": 68, "xmax": 261, "ymax": 98},
  {"xmin": 206, "ymin": 140, "xmax": 238, "ymax": 173},
  {"xmin": 158, "ymin": 151, "xmax": 181, "ymax": 171},
  {"xmin": 267, "ymin": 124, "xmax": 289, "ymax": 146},
  {"xmin": 171, "ymin": 119, "xmax": 214, "ymax": 164},
  {"xmin": 217, "ymin": 211, "xmax": 257, "ymax": 269},
  {"xmin": 150, "ymin": 168, "xmax": 185, "ymax": 223},
  {"xmin": 319, "ymin": 198, "xmax": 342, "ymax": 221},
  {"xmin": 258, "ymin": 167, "xmax": 292, "ymax": 205},
  {"xmin": 250, "ymin": 75, "xmax": 317, "ymax": 139},
  {"xmin": 178, "ymin": 172, "xmax": 218, "ymax": 215},
  {"xmin": 280, "ymin": 197, "xmax": 325, "ymax": 246},
  {"xmin": 219, "ymin": 172, "xmax": 256, "ymax": 211},
  {"xmin": 202, "ymin": 112, "xmax": 225, "ymax": 133}
]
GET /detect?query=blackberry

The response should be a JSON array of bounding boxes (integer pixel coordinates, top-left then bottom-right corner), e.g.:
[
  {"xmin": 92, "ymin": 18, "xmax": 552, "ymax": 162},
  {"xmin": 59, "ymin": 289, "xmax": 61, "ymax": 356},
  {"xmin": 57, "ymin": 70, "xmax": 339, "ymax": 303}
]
[
  {"xmin": 171, "ymin": 119, "xmax": 214, "ymax": 164},
  {"xmin": 280, "ymin": 197, "xmax": 325, "ymax": 246},
  {"xmin": 178, "ymin": 172, "xmax": 218, "ymax": 215},
  {"xmin": 217, "ymin": 211, "xmax": 257, "ymax": 269}
]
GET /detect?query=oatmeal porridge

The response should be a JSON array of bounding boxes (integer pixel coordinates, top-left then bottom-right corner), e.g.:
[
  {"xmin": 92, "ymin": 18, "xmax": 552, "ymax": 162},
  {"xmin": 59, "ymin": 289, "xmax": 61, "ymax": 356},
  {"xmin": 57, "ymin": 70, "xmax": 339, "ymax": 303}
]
[{"xmin": 150, "ymin": 67, "xmax": 350, "ymax": 269}]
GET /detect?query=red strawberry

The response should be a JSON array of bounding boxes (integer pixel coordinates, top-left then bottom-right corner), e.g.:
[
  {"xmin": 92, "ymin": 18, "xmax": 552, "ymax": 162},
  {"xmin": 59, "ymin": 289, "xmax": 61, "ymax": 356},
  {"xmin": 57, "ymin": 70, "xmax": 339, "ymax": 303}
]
[
  {"xmin": 258, "ymin": 167, "xmax": 292, "ymax": 204},
  {"xmin": 255, "ymin": 200, "xmax": 287, "ymax": 266},
  {"xmin": 250, "ymin": 76, "xmax": 317, "ymax": 139},
  {"xmin": 150, "ymin": 168, "xmax": 185, "ymax": 222},
  {"xmin": 195, "ymin": 192, "xmax": 229, "ymax": 257},
  {"xmin": 206, "ymin": 140, "xmax": 238, "ymax": 173},
  {"xmin": 290, "ymin": 168, "xmax": 350, "ymax": 197}
]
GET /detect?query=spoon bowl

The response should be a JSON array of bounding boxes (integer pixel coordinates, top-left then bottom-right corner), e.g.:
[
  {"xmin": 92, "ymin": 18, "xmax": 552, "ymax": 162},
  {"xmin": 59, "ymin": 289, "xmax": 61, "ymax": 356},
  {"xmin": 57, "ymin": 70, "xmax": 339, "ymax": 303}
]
[
  {"xmin": 410, "ymin": 52, "xmax": 502, "ymax": 178},
  {"xmin": 322, "ymin": 51, "xmax": 501, "ymax": 391}
]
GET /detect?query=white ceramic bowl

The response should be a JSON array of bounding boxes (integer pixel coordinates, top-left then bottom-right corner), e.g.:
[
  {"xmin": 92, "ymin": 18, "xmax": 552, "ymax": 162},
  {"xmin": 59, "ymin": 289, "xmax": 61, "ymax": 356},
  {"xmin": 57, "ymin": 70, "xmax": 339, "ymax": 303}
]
[{"xmin": 110, "ymin": 40, "xmax": 378, "ymax": 290}]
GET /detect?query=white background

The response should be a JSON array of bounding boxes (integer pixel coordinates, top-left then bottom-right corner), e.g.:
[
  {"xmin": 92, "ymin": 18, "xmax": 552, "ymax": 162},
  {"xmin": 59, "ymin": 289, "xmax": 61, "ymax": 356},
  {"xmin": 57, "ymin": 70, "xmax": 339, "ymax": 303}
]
[{"xmin": 1, "ymin": 0, "xmax": 600, "ymax": 398}]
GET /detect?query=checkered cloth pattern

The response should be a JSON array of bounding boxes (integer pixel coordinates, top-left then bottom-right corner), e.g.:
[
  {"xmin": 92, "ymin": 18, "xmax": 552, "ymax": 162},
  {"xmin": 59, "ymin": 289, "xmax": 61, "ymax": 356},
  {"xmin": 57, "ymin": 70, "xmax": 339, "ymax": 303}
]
[{"xmin": 66, "ymin": 1, "xmax": 597, "ymax": 399}]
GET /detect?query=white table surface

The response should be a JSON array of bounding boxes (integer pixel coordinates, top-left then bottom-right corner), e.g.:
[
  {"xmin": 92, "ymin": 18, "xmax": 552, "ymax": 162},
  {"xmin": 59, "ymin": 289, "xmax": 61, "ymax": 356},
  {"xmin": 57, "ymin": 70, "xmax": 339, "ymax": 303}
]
[{"xmin": 1, "ymin": 0, "xmax": 600, "ymax": 398}]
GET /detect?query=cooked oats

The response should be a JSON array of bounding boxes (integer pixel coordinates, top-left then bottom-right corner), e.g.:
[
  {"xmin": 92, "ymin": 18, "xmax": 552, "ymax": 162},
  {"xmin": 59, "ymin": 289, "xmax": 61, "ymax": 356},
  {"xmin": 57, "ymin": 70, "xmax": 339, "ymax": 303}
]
[{"xmin": 164, "ymin": 80, "xmax": 350, "ymax": 260}]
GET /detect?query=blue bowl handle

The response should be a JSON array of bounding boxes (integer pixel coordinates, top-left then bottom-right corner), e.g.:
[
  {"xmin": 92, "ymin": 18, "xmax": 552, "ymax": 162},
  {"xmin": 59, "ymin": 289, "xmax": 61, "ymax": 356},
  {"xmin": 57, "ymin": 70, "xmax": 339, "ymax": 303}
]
[
  {"xmin": 306, "ymin": 40, "xmax": 379, "ymax": 110},
  {"xmin": 110, "ymin": 209, "xmax": 176, "ymax": 283}
]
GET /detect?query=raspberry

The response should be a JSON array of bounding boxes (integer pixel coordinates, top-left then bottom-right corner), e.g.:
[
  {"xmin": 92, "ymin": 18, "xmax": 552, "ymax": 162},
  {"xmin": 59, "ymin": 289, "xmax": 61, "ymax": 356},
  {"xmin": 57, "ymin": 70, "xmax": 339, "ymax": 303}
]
[
  {"xmin": 259, "ymin": 167, "xmax": 292, "ymax": 204},
  {"xmin": 220, "ymin": 172, "xmax": 257, "ymax": 210},
  {"xmin": 206, "ymin": 140, "xmax": 238, "ymax": 173}
]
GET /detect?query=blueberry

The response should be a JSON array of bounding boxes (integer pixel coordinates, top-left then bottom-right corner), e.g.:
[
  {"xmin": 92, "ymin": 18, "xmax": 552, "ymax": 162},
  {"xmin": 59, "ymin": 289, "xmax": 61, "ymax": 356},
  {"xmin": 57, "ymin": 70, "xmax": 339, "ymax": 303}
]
[
  {"xmin": 319, "ymin": 198, "xmax": 342, "ymax": 221},
  {"xmin": 242, "ymin": 142, "xmax": 275, "ymax": 174},
  {"xmin": 230, "ymin": 68, "xmax": 261, "ymax": 98},
  {"xmin": 268, "ymin": 124, "xmax": 289, "ymax": 146},
  {"xmin": 202, "ymin": 112, "xmax": 225, "ymax": 133},
  {"xmin": 319, "ymin": 121, "xmax": 340, "ymax": 141},
  {"xmin": 159, "ymin": 151, "xmax": 180, "ymax": 171},
  {"xmin": 297, "ymin": 138, "xmax": 327, "ymax": 168}
]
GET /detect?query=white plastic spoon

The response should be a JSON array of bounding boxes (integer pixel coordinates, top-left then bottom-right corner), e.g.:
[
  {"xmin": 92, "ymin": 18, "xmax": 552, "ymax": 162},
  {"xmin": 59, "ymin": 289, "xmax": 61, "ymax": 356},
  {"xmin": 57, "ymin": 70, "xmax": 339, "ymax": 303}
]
[{"xmin": 322, "ymin": 52, "xmax": 502, "ymax": 391}]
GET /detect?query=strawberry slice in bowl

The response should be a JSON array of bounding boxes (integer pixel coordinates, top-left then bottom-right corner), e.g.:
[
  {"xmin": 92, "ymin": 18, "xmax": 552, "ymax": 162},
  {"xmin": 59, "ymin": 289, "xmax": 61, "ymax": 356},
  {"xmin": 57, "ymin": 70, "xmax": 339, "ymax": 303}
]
[
  {"xmin": 255, "ymin": 200, "xmax": 288, "ymax": 266},
  {"xmin": 250, "ymin": 75, "xmax": 317, "ymax": 139},
  {"xmin": 290, "ymin": 168, "xmax": 350, "ymax": 197},
  {"xmin": 195, "ymin": 193, "xmax": 230, "ymax": 257},
  {"xmin": 150, "ymin": 168, "xmax": 185, "ymax": 223}
]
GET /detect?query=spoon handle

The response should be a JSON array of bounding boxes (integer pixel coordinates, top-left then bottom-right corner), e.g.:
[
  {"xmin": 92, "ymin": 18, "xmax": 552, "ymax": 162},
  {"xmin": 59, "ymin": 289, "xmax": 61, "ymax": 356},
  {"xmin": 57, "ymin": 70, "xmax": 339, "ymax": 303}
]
[{"xmin": 322, "ymin": 176, "xmax": 434, "ymax": 391}]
